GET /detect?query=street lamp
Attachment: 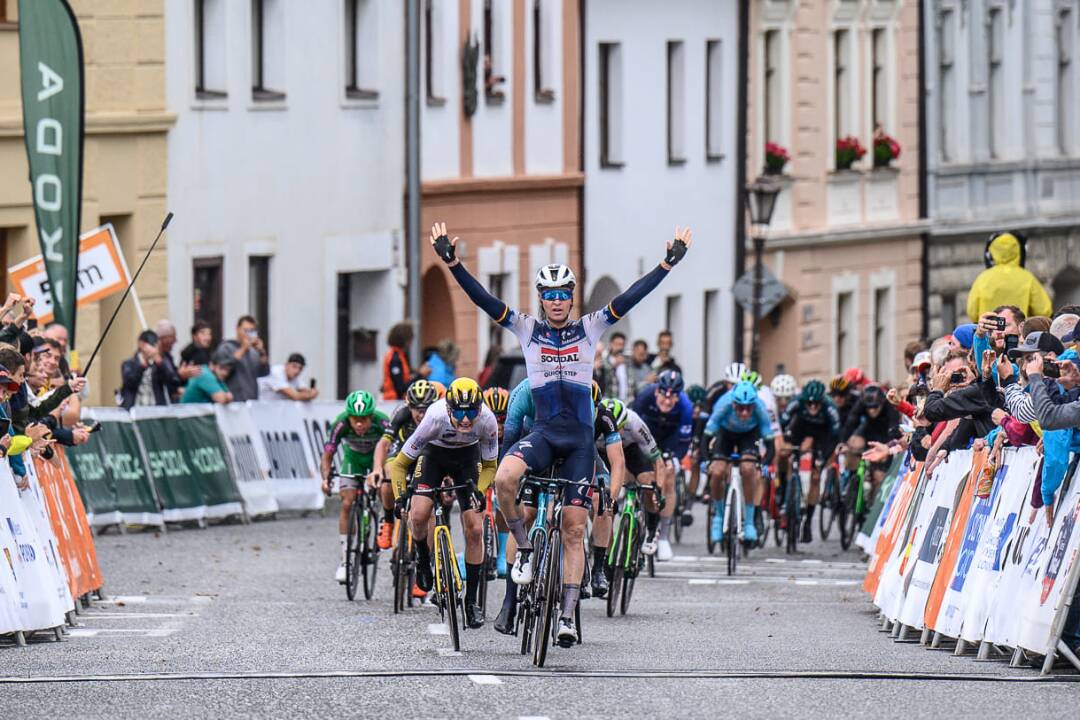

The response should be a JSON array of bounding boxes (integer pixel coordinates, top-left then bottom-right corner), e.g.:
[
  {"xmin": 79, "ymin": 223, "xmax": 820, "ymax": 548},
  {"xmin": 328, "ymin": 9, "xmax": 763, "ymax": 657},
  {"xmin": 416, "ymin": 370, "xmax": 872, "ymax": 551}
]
[{"xmin": 744, "ymin": 176, "xmax": 782, "ymax": 373}]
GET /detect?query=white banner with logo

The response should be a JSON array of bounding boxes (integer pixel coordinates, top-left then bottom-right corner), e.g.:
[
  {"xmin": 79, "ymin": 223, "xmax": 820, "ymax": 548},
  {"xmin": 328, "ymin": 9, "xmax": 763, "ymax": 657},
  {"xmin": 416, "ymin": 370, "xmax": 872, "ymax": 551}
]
[
  {"xmin": 247, "ymin": 401, "xmax": 325, "ymax": 512},
  {"xmin": 874, "ymin": 466, "xmax": 932, "ymax": 621},
  {"xmin": 215, "ymin": 403, "xmax": 279, "ymax": 517}
]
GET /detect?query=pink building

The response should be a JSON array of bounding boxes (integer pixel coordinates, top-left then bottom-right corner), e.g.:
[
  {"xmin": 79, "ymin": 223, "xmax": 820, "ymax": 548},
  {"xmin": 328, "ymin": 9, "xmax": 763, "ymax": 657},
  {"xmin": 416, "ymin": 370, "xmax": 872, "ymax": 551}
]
[{"xmin": 746, "ymin": 0, "xmax": 925, "ymax": 385}]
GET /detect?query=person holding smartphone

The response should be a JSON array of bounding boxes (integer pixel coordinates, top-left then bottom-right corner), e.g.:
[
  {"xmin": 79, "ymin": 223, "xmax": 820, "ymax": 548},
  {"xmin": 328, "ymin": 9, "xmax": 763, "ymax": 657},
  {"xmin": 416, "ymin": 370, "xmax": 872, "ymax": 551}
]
[
  {"xmin": 216, "ymin": 315, "xmax": 270, "ymax": 402},
  {"xmin": 921, "ymin": 348, "xmax": 1002, "ymax": 452}
]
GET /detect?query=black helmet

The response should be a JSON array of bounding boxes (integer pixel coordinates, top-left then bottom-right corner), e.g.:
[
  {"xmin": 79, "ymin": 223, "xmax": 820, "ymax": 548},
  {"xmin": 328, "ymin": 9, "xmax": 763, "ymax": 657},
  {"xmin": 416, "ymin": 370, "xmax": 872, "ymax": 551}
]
[{"xmin": 862, "ymin": 384, "xmax": 886, "ymax": 409}]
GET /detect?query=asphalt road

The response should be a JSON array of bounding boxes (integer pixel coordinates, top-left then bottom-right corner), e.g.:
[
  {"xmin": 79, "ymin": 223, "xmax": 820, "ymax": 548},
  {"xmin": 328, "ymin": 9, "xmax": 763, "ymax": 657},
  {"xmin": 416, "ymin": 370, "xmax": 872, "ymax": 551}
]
[{"xmin": 2, "ymin": 502, "xmax": 1077, "ymax": 719}]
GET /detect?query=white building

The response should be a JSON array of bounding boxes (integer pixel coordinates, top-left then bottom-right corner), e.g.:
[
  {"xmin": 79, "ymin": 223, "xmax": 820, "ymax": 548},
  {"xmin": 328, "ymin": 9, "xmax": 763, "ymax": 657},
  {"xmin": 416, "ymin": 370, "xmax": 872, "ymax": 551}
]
[
  {"xmin": 583, "ymin": 0, "xmax": 740, "ymax": 386},
  {"xmin": 164, "ymin": 0, "xmax": 404, "ymax": 396},
  {"xmin": 925, "ymin": 0, "xmax": 1080, "ymax": 331}
]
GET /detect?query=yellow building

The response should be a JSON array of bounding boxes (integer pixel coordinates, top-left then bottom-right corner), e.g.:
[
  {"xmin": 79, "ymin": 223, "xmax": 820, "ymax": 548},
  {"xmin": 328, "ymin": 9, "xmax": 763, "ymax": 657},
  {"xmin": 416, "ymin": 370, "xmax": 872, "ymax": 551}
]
[{"xmin": 0, "ymin": 0, "xmax": 173, "ymax": 404}]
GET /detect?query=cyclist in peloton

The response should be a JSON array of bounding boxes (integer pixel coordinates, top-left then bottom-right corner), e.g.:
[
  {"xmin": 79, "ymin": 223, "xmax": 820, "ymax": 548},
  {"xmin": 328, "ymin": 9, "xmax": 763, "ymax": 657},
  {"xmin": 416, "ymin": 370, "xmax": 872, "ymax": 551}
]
[
  {"xmin": 685, "ymin": 383, "xmax": 709, "ymax": 519},
  {"xmin": 430, "ymin": 221, "xmax": 691, "ymax": 647},
  {"xmin": 703, "ymin": 380, "xmax": 776, "ymax": 545},
  {"xmin": 828, "ymin": 375, "xmax": 859, "ymax": 429},
  {"xmin": 373, "ymin": 380, "xmax": 440, "ymax": 550},
  {"xmin": 768, "ymin": 373, "xmax": 798, "ymax": 507},
  {"xmin": 321, "ymin": 391, "xmax": 391, "ymax": 583},
  {"xmin": 385, "ymin": 378, "xmax": 499, "ymax": 629},
  {"xmin": 837, "ymin": 383, "xmax": 901, "ymax": 503},
  {"xmin": 780, "ymin": 379, "xmax": 841, "ymax": 543},
  {"xmin": 493, "ymin": 378, "xmax": 624, "ymax": 634},
  {"xmin": 483, "ymin": 387, "xmax": 511, "ymax": 578},
  {"xmin": 631, "ymin": 369, "xmax": 693, "ymax": 561}
]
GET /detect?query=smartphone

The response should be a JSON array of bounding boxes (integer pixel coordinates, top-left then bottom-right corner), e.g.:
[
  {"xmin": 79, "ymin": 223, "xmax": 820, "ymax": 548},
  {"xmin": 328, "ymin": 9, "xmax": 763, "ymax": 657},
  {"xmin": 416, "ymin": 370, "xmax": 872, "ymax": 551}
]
[
  {"xmin": 0, "ymin": 418, "xmax": 10, "ymax": 436},
  {"xmin": 88, "ymin": 421, "xmax": 103, "ymax": 433},
  {"xmin": 1004, "ymin": 334, "xmax": 1020, "ymax": 353},
  {"xmin": 246, "ymin": 329, "xmax": 258, "ymax": 339},
  {"xmin": 309, "ymin": 378, "xmax": 317, "ymax": 389},
  {"xmin": 992, "ymin": 315, "xmax": 1007, "ymax": 331},
  {"xmin": 949, "ymin": 371, "xmax": 965, "ymax": 384},
  {"xmin": 1044, "ymin": 360, "xmax": 1061, "ymax": 379}
]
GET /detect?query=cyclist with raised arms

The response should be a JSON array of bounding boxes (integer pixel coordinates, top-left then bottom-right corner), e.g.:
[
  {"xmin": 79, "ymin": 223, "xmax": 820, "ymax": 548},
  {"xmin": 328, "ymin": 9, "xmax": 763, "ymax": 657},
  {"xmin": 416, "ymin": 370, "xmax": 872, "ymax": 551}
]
[
  {"xmin": 321, "ymin": 391, "xmax": 391, "ymax": 583},
  {"xmin": 630, "ymin": 369, "xmax": 693, "ymax": 561},
  {"xmin": 780, "ymin": 379, "xmax": 841, "ymax": 543},
  {"xmin": 703, "ymin": 380, "xmax": 776, "ymax": 546},
  {"xmin": 431, "ymin": 221, "xmax": 691, "ymax": 647},
  {"xmin": 372, "ymin": 379, "xmax": 439, "ymax": 550},
  {"xmin": 385, "ymin": 378, "xmax": 499, "ymax": 629}
]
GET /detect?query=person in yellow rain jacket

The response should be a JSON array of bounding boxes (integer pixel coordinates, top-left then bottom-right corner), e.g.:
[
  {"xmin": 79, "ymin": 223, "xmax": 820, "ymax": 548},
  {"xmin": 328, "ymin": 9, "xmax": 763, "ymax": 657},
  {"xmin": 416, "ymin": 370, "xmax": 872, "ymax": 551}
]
[{"xmin": 966, "ymin": 232, "xmax": 1052, "ymax": 322}]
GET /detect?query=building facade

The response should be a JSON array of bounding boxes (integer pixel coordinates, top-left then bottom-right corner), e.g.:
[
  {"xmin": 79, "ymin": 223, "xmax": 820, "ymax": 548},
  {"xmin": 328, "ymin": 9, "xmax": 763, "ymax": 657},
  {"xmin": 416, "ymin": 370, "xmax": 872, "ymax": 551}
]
[
  {"xmin": 745, "ymin": 0, "xmax": 924, "ymax": 385},
  {"xmin": 924, "ymin": 0, "xmax": 1080, "ymax": 332},
  {"xmin": 164, "ymin": 0, "xmax": 405, "ymax": 398},
  {"xmin": 0, "ymin": 0, "xmax": 172, "ymax": 404},
  {"xmin": 418, "ymin": 0, "xmax": 583, "ymax": 378}
]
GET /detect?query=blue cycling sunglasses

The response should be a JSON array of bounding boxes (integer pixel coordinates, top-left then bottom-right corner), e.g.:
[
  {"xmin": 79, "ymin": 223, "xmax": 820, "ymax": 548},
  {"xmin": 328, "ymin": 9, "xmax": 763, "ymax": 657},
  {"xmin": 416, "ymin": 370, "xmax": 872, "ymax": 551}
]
[
  {"xmin": 540, "ymin": 288, "xmax": 572, "ymax": 302},
  {"xmin": 450, "ymin": 407, "xmax": 480, "ymax": 421}
]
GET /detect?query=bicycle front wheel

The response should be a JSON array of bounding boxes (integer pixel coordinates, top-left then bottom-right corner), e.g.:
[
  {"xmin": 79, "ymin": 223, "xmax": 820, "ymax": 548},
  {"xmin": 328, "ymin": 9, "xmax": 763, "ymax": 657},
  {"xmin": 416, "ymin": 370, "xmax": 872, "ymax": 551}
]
[
  {"xmin": 392, "ymin": 518, "xmax": 409, "ymax": 613},
  {"xmin": 606, "ymin": 520, "xmax": 627, "ymax": 618},
  {"xmin": 361, "ymin": 508, "xmax": 378, "ymax": 600},
  {"xmin": 534, "ymin": 530, "xmax": 561, "ymax": 668},
  {"xmin": 725, "ymin": 502, "xmax": 738, "ymax": 576},
  {"xmin": 673, "ymin": 472, "xmax": 685, "ymax": 544},
  {"xmin": 840, "ymin": 473, "xmax": 858, "ymax": 551},
  {"xmin": 479, "ymin": 514, "xmax": 496, "ymax": 616},
  {"xmin": 785, "ymin": 479, "xmax": 801, "ymax": 555},
  {"xmin": 437, "ymin": 535, "xmax": 461, "ymax": 652},
  {"xmin": 519, "ymin": 530, "xmax": 545, "ymax": 656},
  {"xmin": 621, "ymin": 523, "xmax": 642, "ymax": 616},
  {"xmin": 818, "ymin": 468, "xmax": 837, "ymax": 541},
  {"xmin": 346, "ymin": 503, "xmax": 361, "ymax": 601},
  {"xmin": 705, "ymin": 501, "xmax": 717, "ymax": 555}
]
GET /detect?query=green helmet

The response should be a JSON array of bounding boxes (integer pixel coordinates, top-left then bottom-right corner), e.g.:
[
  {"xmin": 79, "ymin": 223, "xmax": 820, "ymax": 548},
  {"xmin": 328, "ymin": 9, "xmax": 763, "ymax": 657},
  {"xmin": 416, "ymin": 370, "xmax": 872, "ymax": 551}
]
[
  {"xmin": 344, "ymin": 390, "xmax": 376, "ymax": 418},
  {"xmin": 740, "ymin": 370, "xmax": 762, "ymax": 389},
  {"xmin": 687, "ymin": 384, "xmax": 707, "ymax": 405},
  {"xmin": 600, "ymin": 398, "xmax": 628, "ymax": 430},
  {"xmin": 801, "ymin": 380, "xmax": 826, "ymax": 404}
]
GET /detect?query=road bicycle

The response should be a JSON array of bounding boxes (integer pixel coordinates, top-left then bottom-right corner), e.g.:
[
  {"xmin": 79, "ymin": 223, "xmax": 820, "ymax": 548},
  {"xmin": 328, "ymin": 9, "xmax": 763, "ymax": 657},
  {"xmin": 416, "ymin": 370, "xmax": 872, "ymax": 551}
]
[
  {"xmin": 782, "ymin": 454, "xmax": 806, "ymax": 554},
  {"xmin": 839, "ymin": 457, "xmax": 868, "ymax": 551},
  {"xmin": 391, "ymin": 494, "xmax": 418, "ymax": 614},
  {"xmin": 722, "ymin": 457, "xmax": 745, "ymax": 575},
  {"xmin": 479, "ymin": 486, "xmax": 498, "ymax": 617},
  {"xmin": 431, "ymin": 479, "xmax": 480, "ymax": 653},
  {"xmin": 668, "ymin": 454, "xmax": 689, "ymax": 544},
  {"xmin": 606, "ymin": 480, "xmax": 659, "ymax": 617},
  {"xmin": 513, "ymin": 465, "xmax": 595, "ymax": 667},
  {"xmin": 818, "ymin": 457, "xmax": 845, "ymax": 544},
  {"xmin": 336, "ymin": 472, "xmax": 379, "ymax": 601}
]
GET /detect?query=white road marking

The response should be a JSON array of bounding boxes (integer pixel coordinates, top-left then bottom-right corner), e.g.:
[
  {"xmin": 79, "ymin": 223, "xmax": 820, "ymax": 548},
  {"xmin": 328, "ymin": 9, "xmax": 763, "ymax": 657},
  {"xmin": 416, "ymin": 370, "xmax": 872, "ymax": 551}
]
[
  {"xmin": 800, "ymin": 559, "xmax": 824, "ymax": 565},
  {"xmin": 672, "ymin": 555, "xmax": 697, "ymax": 562},
  {"xmin": 427, "ymin": 623, "xmax": 449, "ymax": 636},
  {"xmin": 519, "ymin": 716, "xmax": 550, "ymax": 720},
  {"xmin": 468, "ymin": 674, "xmax": 503, "ymax": 685},
  {"xmin": 688, "ymin": 579, "xmax": 717, "ymax": 585},
  {"xmin": 108, "ymin": 595, "xmax": 147, "ymax": 604},
  {"xmin": 716, "ymin": 579, "xmax": 751, "ymax": 585},
  {"xmin": 436, "ymin": 648, "xmax": 462, "ymax": 657},
  {"xmin": 834, "ymin": 580, "xmax": 860, "ymax": 586},
  {"xmin": 66, "ymin": 629, "xmax": 99, "ymax": 637},
  {"xmin": 765, "ymin": 558, "xmax": 787, "ymax": 564},
  {"xmin": 795, "ymin": 580, "xmax": 819, "ymax": 586},
  {"xmin": 80, "ymin": 613, "xmax": 195, "ymax": 619}
]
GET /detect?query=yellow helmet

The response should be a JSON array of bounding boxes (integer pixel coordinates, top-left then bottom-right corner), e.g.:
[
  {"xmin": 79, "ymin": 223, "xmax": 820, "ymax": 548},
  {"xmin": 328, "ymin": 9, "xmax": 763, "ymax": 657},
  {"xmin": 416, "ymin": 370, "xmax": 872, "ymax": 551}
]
[
  {"xmin": 446, "ymin": 377, "xmax": 482, "ymax": 411},
  {"xmin": 483, "ymin": 387, "xmax": 510, "ymax": 415}
]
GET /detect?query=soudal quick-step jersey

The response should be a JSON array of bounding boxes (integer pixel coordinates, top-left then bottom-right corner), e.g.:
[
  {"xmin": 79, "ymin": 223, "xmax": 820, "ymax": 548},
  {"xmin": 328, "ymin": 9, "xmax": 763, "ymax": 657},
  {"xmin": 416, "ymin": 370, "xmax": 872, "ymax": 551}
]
[{"xmin": 449, "ymin": 261, "xmax": 672, "ymax": 434}]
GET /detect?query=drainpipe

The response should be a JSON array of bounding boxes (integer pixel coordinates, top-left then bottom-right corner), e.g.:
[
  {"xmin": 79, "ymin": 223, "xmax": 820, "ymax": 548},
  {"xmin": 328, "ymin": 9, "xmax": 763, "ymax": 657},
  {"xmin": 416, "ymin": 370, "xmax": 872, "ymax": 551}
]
[
  {"xmin": 733, "ymin": 0, "xmax": 750, "ymax": 362},
  {"xmin": 578, "ymin": 0, "xmax": 587, "ymax": 294},
  {"xmin": 406, "ymin": 0, "xmax": 422, "ymax": 364},
  {"xmin": 918, "ymin": 0, "xmax": 930, "ymax": 339}
]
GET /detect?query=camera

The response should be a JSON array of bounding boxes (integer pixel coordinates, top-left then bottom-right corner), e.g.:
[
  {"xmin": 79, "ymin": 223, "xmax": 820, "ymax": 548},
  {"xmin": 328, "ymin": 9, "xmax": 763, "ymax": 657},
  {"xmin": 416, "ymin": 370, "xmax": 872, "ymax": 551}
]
[
  {"xmin": 992, "ymin": 315, "xmax": 1007, "ymax": 331},
  {"xmin": 949, "ymin": 371, "xmax": 965, "ymax": 385},
  {"xmin": 1004, "ymin": 334, "xmax": 1019, "ymax": 353},
  {"xmin": 1044, "ymin": 360, "xmax": 1061, "ymax": 379}
]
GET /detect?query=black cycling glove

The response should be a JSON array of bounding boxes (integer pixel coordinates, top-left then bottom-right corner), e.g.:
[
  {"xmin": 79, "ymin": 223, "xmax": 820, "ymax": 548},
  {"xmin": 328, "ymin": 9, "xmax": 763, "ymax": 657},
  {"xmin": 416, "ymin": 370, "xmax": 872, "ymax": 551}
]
[
  {"xmin": 663, "ymin": 238, "xmax": 688, "ymax": 267},
  {"xmin": 432, "ymin": 233, "xmax": 456, "ymax": 264}
]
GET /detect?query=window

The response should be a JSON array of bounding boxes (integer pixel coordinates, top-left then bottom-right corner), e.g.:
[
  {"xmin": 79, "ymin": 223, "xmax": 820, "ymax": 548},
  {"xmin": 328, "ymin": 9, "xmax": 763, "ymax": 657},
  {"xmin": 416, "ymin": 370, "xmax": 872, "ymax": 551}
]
[
  {"xmin": 937, "ymin": 9, "xmax": 955, "ymax": 161},
  {"xmin": 940, "ymin": 292, "xmax": 957, "ymax": 335},
  {"xmin": 706, "ymin": 40, "xmax": 723, "ymax": 160},
  {"xmin": 988, "ymin": 8, "xmax": 1004, "ymax": 158},
  {"xmin": 425, "ymin": 0, "xmax": 446, "ymax": 105},
  {"xmin": 195, "ymin": 0, "xmax": 227, "ymax": 98},
  {"xmin": 1057, "ymin": 9, "xmax": 1074, "ymax": 153},
  {"xmin": 704, "ymin": 290, "xmax": 720, "ymax": 384},
  {"xmin": 871, "ymin": 28, "xmax": 887, "ymax": 132},
  {"xmin": 872, "ymin": 287, "xmax": 892, "ymax": 381},
  {"xmin": 665, "ymin": 295, "xmax": 683, "ymax": 352},
  {"xmin": 533, "ymin": 0, "xmax": 554, "ymax": 102},
  {"xmin": 251, "ymin": 0, "xmax": 285, "ymax": 101},
  {"xmin": 483, "ymin": 0, "xmax": 506, "ymax": 101},
  {"xmin": 833, "ymin": 29, "xmax": 851, "ymax": 147},
  {"xmin": 345, "ymin": 0, "xmax": 378, "ymax": 99},
  {"xmin": 763, "ymin": 30, "xmax": 781, "ymax": 143},
  {"xmin": 193, "ymin": 257, "xmax": 224, "ymax": 344},
  {"xmin": 835, "ymin": 290, "xmax": 855, "ymax": 373},
  {"xmin": 599, "ymin": 42, "xmax": 624, "ymax": 167},
  {"xmin": 249, "ymin": 256, "xmax": 271, "ymax": 353},
  {"xmin": 667, "ymin": 41, "xmax": 686, "ymax": 164},
  {"xmin": 0, "ymin": 1, "xmax": 8, "ymax": 23}
]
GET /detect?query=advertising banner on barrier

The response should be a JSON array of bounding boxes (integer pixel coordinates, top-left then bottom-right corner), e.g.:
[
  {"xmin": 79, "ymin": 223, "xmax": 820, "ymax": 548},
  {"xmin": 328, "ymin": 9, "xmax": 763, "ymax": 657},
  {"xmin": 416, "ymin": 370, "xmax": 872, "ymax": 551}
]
[
  {"xmin": 856, "ymin": 455, "xmax": 905, "ymax": 553},
  {"xmin": 67, "ymin": 407, "xmax": 162, "ymax": 527},
  {"xmin": 299, "ymin": 400, "xmax": 348, "ymax": 469},
  {"xmin": 133, "ymin": 405, "xmax": 244, "ymax": 522},
  {"xmin": 875, "ymin": 460, "xmax": 935, "ymax": 621},
  {"xmin": 923, "ymin": 449, "xmax": 986, "ymax": 632},
  {"xmin": 215, "ymin": 403, "xmax": 278, "ymax": 517},
  {"xmin": 31, "ymin": 449, "xmax": 103, "ymax": 600},
  {"xmin": 0, "ymin": 459, "xmax": 72, "ymax": 633},
  {"xmin": 863, "ymin": 458, "xmax": 923, "ymax": 597},
  {"xmin": 1016, "ymin": 462, "xmax": 1080, "ymax": 656},
  {"xmin": 958, "ymin": 447, "xmax": 1040, "ymax": 644},
  {"xmin": 248, "ymin": 401, "xmax": 325, "ymax": 512}
]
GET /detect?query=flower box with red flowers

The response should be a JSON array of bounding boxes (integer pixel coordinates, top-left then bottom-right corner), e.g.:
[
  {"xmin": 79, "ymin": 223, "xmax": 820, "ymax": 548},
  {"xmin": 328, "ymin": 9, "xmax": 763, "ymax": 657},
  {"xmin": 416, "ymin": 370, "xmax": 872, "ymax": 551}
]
[
  {"xmin": 835, "ymin": 136, "xmax": 866, "ymax": 171},
  {"xmin": 873, "ymin": 132, "xmax": 901, "ymax": 168},
  {"xmin": 764, "ymin": 142, "xmax": 790, "ymax": 175}
]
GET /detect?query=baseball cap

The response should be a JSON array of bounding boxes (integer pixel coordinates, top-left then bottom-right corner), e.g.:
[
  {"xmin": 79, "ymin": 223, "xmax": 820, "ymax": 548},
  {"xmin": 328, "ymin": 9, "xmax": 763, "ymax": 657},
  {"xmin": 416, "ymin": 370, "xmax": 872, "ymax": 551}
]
[
  {"xmin": 1007, "ymin": 331, "xmax": 1065, "ymax": 359},
  {"xmin": 952, "ymin": 324, "xmax": 977, "ymax": 350},
  {"xmin": 1064, "ymin": 327, "xmax": 1080, "ymax": 344},
  {"xmin": 911, "ymin": 351, "xmax": 931, "ymax": 371}
]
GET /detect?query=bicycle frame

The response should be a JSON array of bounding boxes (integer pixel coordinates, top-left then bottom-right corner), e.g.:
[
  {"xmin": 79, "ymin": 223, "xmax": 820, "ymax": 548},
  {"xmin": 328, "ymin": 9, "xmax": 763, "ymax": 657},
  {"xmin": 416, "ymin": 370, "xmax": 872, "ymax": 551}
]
[
  {"xmin": 723, "ymin": 464, "xmax": 744, "ymax": 538},
  {"xmin": 608, "ymin": 487, "xmax": 642, "ymax": 570},
  {"xmin": 432, "ymin": 490, "xmax": 465, "ymax": 596}
]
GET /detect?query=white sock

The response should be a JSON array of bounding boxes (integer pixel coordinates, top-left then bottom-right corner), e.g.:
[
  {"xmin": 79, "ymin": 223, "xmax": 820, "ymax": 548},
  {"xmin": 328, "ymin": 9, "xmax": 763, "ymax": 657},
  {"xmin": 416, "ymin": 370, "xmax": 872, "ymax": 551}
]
[{"xmin": 339, "ymin": 534, "xmax": 348, "ymax": 562}]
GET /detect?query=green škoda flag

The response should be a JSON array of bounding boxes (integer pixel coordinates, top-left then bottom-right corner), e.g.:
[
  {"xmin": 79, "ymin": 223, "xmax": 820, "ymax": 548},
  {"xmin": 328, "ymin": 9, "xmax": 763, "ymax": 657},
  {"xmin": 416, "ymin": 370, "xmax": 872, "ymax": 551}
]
[{"xmin": 17, "ymin": 0, "xmax": 85, "ymax": 343}]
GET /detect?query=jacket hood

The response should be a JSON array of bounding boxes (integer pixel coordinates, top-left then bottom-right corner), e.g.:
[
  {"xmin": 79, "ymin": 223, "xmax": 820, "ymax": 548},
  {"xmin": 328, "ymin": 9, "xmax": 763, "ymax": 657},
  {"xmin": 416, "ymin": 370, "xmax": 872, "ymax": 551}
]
[{"xmin": 989, "ymin": 233, "xmax": 1021, "ymax": 266}]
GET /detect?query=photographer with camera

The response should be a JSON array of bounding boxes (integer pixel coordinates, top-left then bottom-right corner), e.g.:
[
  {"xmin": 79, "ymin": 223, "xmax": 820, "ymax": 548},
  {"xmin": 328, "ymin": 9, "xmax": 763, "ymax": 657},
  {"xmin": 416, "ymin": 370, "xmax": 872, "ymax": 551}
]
[
  {"xmin": 217, "ymin": 315, "xmax": 269, "ymax": 402},
  {"xmin": 921, "ymin": 348, "xmax": 1001, "ymax": 452}
]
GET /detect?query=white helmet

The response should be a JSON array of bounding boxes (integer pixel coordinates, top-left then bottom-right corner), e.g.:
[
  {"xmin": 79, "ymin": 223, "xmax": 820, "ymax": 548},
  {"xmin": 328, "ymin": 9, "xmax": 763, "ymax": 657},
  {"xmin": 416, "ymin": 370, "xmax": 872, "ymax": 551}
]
[
  {"xmin": 723, "ymin": 362, "xmax": 747, "ymax": 385},
  {"xmin": 535, "ymin": 264, "xmax": 576, "ymax": 291},
  {"xmin": 770, "ymin": 374, "xmax": 798, "ymax": 399}
]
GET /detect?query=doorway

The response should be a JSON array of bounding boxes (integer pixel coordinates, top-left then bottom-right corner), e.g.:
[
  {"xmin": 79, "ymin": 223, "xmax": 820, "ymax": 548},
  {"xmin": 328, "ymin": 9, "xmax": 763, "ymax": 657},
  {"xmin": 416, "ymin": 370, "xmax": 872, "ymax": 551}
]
[{"xmin": 193, "ymin": 257, "xmax": 224, "ymax": 345}]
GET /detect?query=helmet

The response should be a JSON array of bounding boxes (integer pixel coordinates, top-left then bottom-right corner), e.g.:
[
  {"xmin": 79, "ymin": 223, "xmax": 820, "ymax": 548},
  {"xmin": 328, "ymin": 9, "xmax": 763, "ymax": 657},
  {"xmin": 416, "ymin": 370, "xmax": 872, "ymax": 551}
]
[
  {"xmin": 431, "ymin": 381, "xmax": 447, "ymax": 399},
  {"xmin": 740, "ymin": 370, "xmax": 762, "ymax": 389},
  {"xmin": 770, "ymin": 374, "xmax": 798, "ymax": 399},
  {"xmin": 731, "ymin": 381, "xmax": 758, "ymax": 406},
  {"xmin": 591, "ymin": 380, "xmax": 602, "ymax": 406},
  {"xmin": 446, "ymin": 378, "xmax": 483, "ymax": 411},
  {"xmin": 801, "ymin": 379, "xmax": 826, "ymax": 404},
  {"xmin": 861, "ymin": 384, "xmax": 886, "ymax": 408},
  {"xmin": 723, "ymin": 362, "xmax": 748, "ymax": 385},
  {"xmin": 687, "ymin": 384, "xmax": 707, "ymax": 405},
  {"xmin": 344, "ymin": 390, "xmax": 376, "ymax": 418},
  {"xmin": 535, "ymin": 264, "xmax": 576, "ymax": 291},
  {"xmin": 843, "ymin": 367, "xmax": 868, "ymax": 388},
  {"xmin": 829, "ymin": 375, "xmax": 851, "ymax": 395},
  {"xmin": 483, "ymin": 387, "xmax": 509, "ymax": 415},
  {"xmin": 601, "ymin": 398, "xmax": 628, "ymax": 430},
  {"xmin": 657, "ymin": 369, "xmax": 685, "ymax": 395},
  {"xmin": 405, "ymin": 379, "xmax": 438, "ymax": 409}
]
